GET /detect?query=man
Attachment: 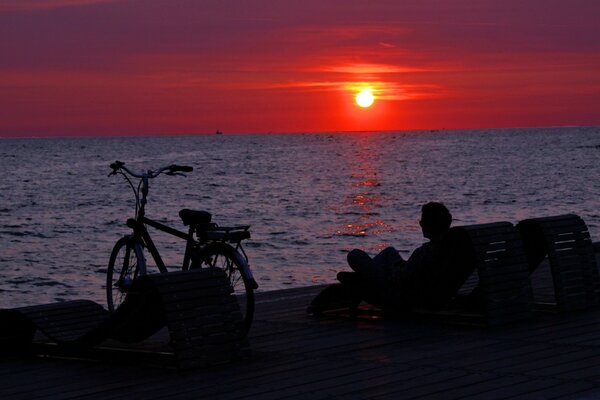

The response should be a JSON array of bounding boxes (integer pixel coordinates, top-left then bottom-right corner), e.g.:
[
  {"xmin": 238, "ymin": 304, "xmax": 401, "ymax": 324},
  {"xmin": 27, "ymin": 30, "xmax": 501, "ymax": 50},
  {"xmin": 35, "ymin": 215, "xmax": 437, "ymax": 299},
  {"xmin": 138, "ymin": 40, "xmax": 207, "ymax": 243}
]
[{"xmin": 337, "ymin": 202, "xmax": 453, "ymax": 311}]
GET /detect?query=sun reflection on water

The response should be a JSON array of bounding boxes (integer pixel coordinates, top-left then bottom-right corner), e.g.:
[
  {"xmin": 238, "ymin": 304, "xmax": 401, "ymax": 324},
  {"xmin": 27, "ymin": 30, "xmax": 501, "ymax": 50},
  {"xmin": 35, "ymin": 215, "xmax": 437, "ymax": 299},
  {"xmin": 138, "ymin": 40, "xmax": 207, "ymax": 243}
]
[{"xmin": 332, "ymin": 133, "xmax": 395, "ymax": 243}]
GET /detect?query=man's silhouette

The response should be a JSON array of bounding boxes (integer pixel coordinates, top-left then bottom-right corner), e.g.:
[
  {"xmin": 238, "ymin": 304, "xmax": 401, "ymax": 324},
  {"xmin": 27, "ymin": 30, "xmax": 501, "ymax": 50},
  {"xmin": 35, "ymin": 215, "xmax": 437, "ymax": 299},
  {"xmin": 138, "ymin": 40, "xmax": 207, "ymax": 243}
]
[{"xmin": 336, "ymin": 202, "xmax": 453, "ymax": 310}]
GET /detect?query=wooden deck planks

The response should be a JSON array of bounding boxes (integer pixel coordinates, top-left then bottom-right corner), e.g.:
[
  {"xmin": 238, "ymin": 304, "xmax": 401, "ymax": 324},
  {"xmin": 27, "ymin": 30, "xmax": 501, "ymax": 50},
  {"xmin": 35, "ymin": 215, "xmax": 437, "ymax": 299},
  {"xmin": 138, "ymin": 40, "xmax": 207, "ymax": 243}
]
[{"xmin": 4, "ymin": 270, "xmax": 600, "ymax": 399}]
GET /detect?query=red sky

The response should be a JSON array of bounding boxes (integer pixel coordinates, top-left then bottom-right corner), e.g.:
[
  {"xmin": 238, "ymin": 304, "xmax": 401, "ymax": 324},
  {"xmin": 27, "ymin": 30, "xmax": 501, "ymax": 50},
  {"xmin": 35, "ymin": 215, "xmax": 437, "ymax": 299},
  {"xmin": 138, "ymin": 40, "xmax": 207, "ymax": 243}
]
[{"xmin": 1, "ymin": 0, "xmax": 599, "ymax": 136}]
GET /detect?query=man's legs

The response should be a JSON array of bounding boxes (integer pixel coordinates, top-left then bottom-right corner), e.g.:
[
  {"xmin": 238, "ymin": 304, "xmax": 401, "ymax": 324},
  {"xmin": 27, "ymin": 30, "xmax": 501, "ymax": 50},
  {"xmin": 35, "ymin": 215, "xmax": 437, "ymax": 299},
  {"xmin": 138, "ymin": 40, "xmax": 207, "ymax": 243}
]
[
  {"xmin": 373, "ymin": 246, "xmax": 403, "ymax": 267},
  {"xmin": 347, "ymin": 247, "xmax": 403, "ymax": 279},
  {"xmin": 339, "ymin": 247, "xmax": 407, "ymax": 309},
  {"xmin": 338, "ymin": 249, "xmax": 388, "ymax": 307},
  {"xmin": 346, "ymin": 249, "xmax": 386, "ymax": 284}
]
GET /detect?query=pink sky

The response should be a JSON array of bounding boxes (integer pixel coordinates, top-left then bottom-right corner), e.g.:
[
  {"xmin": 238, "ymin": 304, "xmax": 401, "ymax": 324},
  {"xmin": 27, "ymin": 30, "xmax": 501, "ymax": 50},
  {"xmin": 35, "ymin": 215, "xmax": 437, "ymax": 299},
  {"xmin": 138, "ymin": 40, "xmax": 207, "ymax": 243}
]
[{"xmin": 1, "ymin": 0, "xmax": 599, "ymax": 136}]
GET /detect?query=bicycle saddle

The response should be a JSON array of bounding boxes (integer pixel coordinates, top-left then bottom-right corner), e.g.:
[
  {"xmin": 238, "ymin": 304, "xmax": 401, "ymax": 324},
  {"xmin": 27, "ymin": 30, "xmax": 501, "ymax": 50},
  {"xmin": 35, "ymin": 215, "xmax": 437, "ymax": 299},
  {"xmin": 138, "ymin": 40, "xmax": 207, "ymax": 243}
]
[{"xmin": 179, "ymin": 209, "xmax": 212, "ymax": 226}]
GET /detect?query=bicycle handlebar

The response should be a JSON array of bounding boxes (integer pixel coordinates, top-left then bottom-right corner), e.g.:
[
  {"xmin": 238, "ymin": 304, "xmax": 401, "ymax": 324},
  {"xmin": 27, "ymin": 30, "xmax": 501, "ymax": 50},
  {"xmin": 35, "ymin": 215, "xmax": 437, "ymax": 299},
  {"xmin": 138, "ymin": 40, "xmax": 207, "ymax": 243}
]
[
  {"xmin": 109, "ymin": 161, "xmax": 193, "ymax": 178},
  {"xmin": 109, "ymin": 161, "xmax": 125, "ymax": 175}
]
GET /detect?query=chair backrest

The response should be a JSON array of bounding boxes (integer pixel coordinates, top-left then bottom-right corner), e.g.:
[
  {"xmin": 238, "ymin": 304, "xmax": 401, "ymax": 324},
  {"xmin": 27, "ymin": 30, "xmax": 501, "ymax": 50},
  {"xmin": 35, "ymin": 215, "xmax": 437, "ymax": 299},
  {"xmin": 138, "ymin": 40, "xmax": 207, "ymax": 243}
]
[
  {"xmin": 101, "ymin": 268, "xmax": 249, "ymax": 368},
  {"xmin": 143, "ymin": 268, "xmax": 250, "ymax": 369},
  {"xmin": 417, "ymin": 222, "xmax": 533, "ymax": 324},
  {"xmin": 517, "ymin": 214, "xmax": 600, "ymax": 312},
  {"xmin": 461, "ymin": 222, "xmax": 533, "ymax": 324}
]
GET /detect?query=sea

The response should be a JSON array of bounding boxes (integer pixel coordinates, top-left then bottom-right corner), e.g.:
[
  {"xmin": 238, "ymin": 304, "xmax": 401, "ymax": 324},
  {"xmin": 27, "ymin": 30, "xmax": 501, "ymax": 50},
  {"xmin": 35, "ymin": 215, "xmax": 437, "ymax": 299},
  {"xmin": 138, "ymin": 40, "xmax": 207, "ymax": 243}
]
[{"xmin": 2, "ymin": 127, "xmax": 600, "ymax": 308}]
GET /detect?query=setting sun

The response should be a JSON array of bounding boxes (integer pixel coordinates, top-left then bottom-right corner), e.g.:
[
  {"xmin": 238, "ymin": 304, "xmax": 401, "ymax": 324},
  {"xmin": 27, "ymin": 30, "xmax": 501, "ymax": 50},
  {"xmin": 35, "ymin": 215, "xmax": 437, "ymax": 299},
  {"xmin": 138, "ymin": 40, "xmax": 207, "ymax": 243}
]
[{"xmin": 355, "ymin": 89, "xmax": 375, "ymax": 108}]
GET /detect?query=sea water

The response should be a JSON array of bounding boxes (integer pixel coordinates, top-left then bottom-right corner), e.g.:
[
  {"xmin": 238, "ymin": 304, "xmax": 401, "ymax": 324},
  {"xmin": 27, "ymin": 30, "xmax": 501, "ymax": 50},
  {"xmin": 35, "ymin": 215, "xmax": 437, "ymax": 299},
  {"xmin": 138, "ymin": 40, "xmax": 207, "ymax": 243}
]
[{"xmin": 1, "ymin": 127, "xmax": 600, "ymax": 307}]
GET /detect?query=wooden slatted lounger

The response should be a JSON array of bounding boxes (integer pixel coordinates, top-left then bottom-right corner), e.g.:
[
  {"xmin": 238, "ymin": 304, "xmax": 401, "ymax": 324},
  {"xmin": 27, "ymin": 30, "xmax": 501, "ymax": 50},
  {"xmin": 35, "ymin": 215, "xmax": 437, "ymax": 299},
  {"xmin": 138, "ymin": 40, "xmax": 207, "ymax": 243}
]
[
  {"xmin": 312, "ymin": 222, "xmax": 534, "ymax": 325},
  {"xmin": 0, "ymin": 268, "xmax": 250, "ymax": 369},
  {"xmin": 452, "ymin": 222, "xmax": 533, "ymax": 325},
  {"xmin": 517, "ymin": 214, "xmax": 600, "ymax": 312}
]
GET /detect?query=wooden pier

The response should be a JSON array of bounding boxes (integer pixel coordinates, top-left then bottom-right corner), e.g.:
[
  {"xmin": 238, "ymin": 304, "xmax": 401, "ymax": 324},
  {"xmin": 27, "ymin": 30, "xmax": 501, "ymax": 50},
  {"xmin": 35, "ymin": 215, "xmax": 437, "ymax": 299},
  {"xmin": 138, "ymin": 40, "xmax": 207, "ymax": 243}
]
[{"xmin": 3, "ymin": 275, "xmax": 600, "ymax": 400}]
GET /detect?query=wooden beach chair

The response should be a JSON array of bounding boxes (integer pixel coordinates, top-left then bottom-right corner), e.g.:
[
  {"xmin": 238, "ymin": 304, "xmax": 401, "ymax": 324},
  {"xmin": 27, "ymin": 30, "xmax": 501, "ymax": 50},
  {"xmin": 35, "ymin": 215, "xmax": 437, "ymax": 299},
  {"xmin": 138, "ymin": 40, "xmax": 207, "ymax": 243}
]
[
  {"xmin": 0, "ymin": 268, "xmax": 250, "ymax": 369},
  {"xmin": 311, "ymin": 222, "xmax": 534, "ymax": 325},
  {"xmin": 445, "ymin": 222, "xmax": 534, "ymax": 325},
  {"xmin": 517, "ymin": 214, "xmax": 600, "ymax": 312},
  {"xmin": 404, "ymin": 222, "xmax": 533, "ymax": 325}
]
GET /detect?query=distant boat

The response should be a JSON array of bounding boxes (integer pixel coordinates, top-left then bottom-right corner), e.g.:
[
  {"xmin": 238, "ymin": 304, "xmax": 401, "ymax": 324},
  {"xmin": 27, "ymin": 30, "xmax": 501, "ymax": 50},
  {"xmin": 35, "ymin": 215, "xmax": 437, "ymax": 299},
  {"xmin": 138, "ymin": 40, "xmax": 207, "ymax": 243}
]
[{"xmin": 216, "ymin": 130, "xmax": 223, "ymax": 135}]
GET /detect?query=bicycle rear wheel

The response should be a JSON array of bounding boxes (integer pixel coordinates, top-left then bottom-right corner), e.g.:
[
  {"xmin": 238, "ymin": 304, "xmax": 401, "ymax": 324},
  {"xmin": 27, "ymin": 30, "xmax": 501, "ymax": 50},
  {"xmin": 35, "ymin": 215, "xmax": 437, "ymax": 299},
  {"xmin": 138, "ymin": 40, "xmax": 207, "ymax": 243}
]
[
  {"xmin": 193, "ymin": 243, "xmax": 255, "ymax": 333},
  {"xmin": 107, "ymin": 236, "xmax": 144, "ymax": 312}
]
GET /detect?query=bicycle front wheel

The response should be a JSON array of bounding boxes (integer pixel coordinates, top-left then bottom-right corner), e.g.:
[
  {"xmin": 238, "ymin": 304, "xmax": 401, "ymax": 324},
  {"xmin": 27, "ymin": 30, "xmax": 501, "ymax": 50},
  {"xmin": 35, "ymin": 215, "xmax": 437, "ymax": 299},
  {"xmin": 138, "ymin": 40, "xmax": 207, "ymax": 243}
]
[
  {"xmin": 193, "ymin": 243, "xmax": 255, "ymax": 333},
  {"xmin": 106, "ymin": 236, "xmax": 144, "ymax": 312}
]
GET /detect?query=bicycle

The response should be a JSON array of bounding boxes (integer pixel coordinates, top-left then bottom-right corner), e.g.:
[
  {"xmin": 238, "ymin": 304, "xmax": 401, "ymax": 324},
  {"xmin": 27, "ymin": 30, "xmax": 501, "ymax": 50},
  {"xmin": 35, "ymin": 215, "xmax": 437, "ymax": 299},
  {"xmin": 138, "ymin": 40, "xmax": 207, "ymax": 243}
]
[{"xmin": 106, "ymin": 160, "xmax": 258, "ymax": 332}]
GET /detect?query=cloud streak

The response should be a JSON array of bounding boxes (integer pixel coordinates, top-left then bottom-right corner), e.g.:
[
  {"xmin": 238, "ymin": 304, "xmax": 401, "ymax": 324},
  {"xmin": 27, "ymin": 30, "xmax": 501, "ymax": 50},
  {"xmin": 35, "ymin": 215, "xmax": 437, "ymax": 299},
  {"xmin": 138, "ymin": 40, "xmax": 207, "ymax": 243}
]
[{"xmin": 0, "ymin": 0, "xmax": 118, "ymax": 12}]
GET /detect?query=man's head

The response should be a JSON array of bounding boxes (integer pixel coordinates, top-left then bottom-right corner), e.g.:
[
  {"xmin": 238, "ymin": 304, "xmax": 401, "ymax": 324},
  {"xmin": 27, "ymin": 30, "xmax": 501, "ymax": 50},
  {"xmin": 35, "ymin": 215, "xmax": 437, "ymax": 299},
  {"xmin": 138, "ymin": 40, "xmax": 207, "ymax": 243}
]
[{"xmin": 419, "ymin": 202, "xmax": 452, "ymax": 240}]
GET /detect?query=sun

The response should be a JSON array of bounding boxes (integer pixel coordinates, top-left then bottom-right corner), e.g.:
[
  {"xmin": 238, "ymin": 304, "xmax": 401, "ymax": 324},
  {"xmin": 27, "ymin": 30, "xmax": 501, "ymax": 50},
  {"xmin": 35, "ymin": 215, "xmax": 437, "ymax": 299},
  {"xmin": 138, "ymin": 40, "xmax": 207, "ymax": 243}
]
[{"xmin": 355, "ymin": 89, "xmax": 375, "ymax": 108}]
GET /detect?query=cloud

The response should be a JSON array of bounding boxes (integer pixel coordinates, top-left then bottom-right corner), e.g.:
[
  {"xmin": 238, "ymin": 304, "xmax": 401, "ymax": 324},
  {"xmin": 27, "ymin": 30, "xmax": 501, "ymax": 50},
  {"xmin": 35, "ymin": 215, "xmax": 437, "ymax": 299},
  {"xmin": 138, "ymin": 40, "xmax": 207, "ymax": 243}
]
[
  {"xmin": 222, "ymin": 79, "xmax": 440, "ymax": 101},
  {"xmin": 316, "ymin": 63, "xmax": 433, "ymax": 74},
  {"xmin": 0, "ymin": 0, "xmax": 117, "ymax": 12}
]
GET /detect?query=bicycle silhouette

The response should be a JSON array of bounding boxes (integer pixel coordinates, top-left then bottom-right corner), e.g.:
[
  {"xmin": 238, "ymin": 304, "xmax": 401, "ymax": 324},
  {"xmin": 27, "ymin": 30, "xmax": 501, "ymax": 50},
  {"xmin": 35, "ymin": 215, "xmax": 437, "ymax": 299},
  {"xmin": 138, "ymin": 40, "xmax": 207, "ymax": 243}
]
[{"xmin": 107, "ymin": 161, "xmax": 258, "ymax": 332}]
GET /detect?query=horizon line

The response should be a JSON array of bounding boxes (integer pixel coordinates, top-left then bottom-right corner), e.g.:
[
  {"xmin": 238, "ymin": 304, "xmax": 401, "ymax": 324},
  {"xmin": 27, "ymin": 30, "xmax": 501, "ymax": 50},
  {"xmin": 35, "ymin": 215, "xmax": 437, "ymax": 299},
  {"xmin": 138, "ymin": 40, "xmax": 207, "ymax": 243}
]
[{"xmin": 1, "ymin": 124, "xmax": 598, "ymax": 140}]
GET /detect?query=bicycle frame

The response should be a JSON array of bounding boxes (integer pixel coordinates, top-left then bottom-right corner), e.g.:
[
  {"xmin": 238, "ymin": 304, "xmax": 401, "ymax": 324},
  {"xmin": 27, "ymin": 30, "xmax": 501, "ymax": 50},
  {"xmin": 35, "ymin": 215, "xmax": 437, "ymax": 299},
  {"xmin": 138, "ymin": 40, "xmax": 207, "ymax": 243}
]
[
  {"xmin": 126, "ymin": 215, "xmax": 193, "ymax": 274},
  {"xmin": 109, "ymin": 160, "xmax": 255, "ymax": 278},
  {"xmin": 127, "ymin": 214, "xmax": 253, "ymax": 277}
]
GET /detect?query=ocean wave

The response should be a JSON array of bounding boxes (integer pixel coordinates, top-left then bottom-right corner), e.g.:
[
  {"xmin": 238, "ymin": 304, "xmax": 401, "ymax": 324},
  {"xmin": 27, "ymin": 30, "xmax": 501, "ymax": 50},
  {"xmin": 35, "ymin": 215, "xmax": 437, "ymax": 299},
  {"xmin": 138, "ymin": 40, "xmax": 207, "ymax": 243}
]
[
  {"xmin": 334, "ymin": 232, "xmax": 368, "ymax": 237},
  {"xmin": 0, "ymin": 230, "xmax": 49, "ymax": 238},
  {"xmin": 5, "ymin": 276, "xmax": 69, "ymax": 288},
  {"xmin": 33, "ymin": 280, "xmax": 71, "ymax": 288},
  {"xmin": 333, "ymin": 211, "xmax": 381, "ymax": 216}
]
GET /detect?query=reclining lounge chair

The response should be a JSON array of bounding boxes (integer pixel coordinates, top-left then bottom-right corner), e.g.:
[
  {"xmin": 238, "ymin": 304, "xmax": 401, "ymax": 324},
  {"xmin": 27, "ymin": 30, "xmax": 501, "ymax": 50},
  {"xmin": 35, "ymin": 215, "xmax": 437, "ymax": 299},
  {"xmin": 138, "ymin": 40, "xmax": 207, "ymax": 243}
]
[
  {"xmin": 517, "ymin": 214, "xmax": 600, "ymax": 312},
  {"xmin": 310, "ymin": 222, "xmax": 533, "ymax": 325},
  {"xmin": 449, "ymin": 222, "xmax": 533, "ymax": 325},
  {"xmin": 0, "ymin": 268, "xmax": 250, "ymax": 369}
]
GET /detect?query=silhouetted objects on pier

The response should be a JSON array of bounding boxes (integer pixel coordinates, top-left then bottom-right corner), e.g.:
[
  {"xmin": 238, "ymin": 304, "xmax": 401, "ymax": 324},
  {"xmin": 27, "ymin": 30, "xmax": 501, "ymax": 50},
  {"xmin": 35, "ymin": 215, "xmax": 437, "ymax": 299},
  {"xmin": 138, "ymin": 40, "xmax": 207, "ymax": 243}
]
[
  {"xmin": 0, "ymin": 268, "xmax": 249, "ymax": 369},
  {"xmin": 4, "ymin": 216, "xmax": 600, "ymax": 397},
  {"xmin": 310, "ymin": 221, "xmax": 534, "ymax": 325},
  {"xmin": 312, "ymin": 214, "xmax": 600, "ymax": 326}
]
